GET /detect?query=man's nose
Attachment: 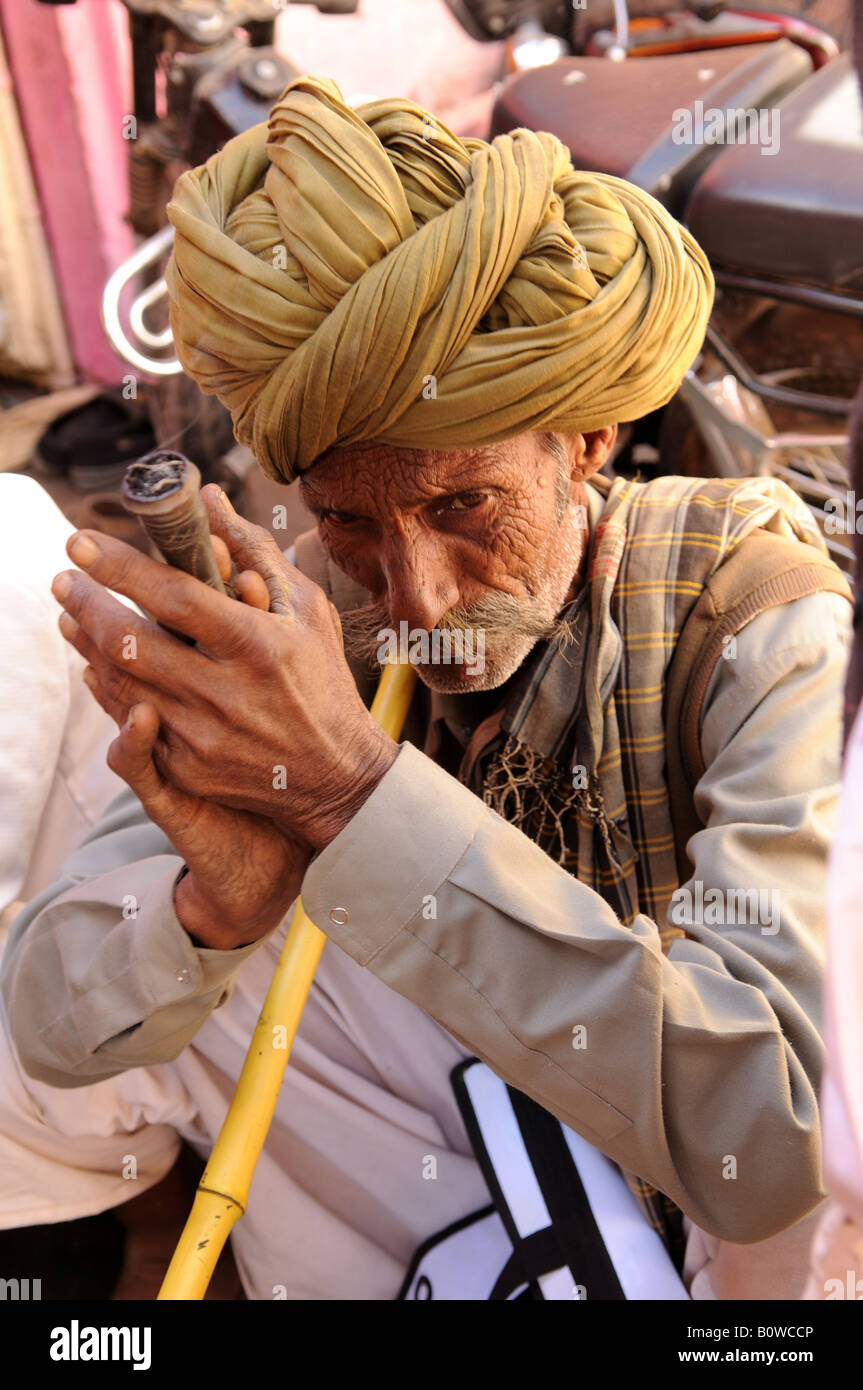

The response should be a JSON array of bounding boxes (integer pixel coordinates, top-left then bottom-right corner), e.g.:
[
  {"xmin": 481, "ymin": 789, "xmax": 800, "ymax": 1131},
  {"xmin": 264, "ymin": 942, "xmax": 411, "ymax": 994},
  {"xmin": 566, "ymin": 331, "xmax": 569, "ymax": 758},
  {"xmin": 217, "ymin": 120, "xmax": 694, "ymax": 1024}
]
[{"xmin": 381, "ymin": 534, "xmax": 460, "ymax": 632}]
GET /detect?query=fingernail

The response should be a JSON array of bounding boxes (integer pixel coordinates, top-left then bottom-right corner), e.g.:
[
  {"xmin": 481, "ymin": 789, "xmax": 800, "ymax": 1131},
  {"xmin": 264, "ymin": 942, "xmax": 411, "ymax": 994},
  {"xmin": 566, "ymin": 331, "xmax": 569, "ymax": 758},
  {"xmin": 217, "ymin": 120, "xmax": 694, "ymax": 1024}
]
[
  {"xmin": 58, "ymin": 612, "xmax": 79, "ymax": 640},
  {"xmin": 126, "ymin": 706, "xmax": 136, "ymax": 731},
  {"xmin": 69, "ymin": 533, "xmax": 100, "ymax": 568},
  {"xmin": 82, "ymin": 665, "xmax": 97, "ymax": 691},
  {"xmin": 52, "ymin": 572, "xmax": 73, "ymax": 601}
]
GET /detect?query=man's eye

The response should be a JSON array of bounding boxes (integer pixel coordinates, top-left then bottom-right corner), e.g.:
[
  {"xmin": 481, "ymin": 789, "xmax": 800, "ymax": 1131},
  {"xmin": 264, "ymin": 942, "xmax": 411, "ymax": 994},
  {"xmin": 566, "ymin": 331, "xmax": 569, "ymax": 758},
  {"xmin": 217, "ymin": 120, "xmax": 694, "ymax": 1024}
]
[
  {"xmin": 322, "ymin": 510, "xmax": 359, "ymax": 526},
  {"xmin": 442, "ymin": 493, "xmax": 485, "ymax": 513}
]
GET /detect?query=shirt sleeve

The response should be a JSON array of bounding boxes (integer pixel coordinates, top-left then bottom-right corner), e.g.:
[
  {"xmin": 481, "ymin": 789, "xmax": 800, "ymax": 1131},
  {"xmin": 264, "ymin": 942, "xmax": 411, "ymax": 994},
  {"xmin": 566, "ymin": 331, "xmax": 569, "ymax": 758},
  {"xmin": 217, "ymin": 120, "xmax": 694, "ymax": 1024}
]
[
  {"xmin": 0, "ymin": 786, "xmax": 274, "ymax": 1087},
  {"xmin": 299, "ymin": 589, "xmax": 851, "ymax": 1243}
]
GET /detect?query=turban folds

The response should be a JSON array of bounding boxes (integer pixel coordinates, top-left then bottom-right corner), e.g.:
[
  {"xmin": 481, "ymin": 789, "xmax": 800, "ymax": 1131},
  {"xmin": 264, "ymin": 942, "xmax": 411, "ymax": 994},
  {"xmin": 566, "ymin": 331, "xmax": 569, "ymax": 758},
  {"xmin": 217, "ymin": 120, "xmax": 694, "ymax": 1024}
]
[{"xmin": 165, "ymin": 74, "xmax": 714, "ymax": 483}]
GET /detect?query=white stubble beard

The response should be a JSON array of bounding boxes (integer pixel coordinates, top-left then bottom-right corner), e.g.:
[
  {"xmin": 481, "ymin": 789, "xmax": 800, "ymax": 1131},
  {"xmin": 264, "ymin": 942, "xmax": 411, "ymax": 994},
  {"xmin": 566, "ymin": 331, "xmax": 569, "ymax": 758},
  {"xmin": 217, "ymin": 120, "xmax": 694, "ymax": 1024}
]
[{"xmin": 415, "ymin": 502, "xmax": 588, "ymax": 694}]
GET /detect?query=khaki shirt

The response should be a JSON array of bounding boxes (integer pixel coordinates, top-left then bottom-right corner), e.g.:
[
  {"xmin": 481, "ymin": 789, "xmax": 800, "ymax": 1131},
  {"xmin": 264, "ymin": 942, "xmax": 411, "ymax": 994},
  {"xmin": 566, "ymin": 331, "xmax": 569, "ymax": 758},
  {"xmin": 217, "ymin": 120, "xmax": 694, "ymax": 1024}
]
[{"xmin": 0, "ymin": 525, "xmax": 852, "ymax": 1246}]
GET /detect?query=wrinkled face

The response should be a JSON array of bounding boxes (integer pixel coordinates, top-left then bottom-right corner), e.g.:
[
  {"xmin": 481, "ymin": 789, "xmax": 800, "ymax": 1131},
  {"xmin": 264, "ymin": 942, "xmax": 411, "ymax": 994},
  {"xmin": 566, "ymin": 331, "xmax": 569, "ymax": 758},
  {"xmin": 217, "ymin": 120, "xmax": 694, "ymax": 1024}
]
[{"xmin": 299, "ymin": 428, "xmax": 615, "ymax": 692}]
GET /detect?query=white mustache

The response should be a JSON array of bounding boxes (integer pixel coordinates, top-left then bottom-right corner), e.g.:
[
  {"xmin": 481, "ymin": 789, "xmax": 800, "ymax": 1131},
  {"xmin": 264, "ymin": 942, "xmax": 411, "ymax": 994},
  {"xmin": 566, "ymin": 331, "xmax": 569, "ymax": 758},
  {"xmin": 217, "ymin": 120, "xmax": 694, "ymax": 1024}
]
[{"xmin": 340, "ymin": 594, "xmax": 575, "ymax": 667}]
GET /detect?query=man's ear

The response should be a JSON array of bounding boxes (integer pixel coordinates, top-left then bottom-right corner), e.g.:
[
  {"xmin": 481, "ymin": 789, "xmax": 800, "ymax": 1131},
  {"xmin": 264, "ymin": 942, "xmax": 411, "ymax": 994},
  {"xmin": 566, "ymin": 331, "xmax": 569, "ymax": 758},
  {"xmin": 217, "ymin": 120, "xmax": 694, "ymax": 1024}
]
[
  {"xmin": 578, "ymin": 425, "xmax": 617, "ymax": 479},
  {"xmin": 558, "ymin": 426, "xmax": 617, "ymax": 484}
]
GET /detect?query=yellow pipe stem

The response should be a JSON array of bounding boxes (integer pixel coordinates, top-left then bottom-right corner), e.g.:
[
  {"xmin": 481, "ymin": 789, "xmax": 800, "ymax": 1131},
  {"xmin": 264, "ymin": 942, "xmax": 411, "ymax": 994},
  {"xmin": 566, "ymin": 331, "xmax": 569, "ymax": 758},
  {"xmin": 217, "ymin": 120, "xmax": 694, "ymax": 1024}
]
[{"xmin": 158, "ymin": 660, "xmax": 418, "ymax": 1300}]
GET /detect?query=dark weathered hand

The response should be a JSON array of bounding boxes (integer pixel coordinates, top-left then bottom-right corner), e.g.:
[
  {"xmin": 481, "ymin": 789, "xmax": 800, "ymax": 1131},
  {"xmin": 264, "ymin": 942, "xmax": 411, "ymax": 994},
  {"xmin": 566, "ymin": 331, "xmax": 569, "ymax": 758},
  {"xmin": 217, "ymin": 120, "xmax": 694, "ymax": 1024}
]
[
  {"xmin": 62, "ymin": 538, "xmax": 309, "ymax": 948},
  {"xmin": 105, "ymin": 701, "xmax": 311, "ymax": 949},
  {"xmin": 51, "ymin": 485, "xmax": 398, "ymax": 852}
]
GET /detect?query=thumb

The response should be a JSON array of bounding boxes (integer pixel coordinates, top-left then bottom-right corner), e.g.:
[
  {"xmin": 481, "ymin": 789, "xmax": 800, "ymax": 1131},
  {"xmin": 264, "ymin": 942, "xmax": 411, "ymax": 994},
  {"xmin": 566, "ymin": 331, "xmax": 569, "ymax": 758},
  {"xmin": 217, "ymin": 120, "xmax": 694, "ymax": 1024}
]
[
  {"xmin": 201, "ymin": 484, "xmax": 292, "ymax": 584},
  {"xmin": 201, "ymin": 484, "xmax": 254, "ymax": 557}
]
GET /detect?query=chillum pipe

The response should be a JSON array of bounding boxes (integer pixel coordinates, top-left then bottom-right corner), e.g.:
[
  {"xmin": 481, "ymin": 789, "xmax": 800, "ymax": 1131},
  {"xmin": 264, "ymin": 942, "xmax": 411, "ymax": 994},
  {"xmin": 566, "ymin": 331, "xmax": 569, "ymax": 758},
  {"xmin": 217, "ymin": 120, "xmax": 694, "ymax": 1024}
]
[
  {"xmin": 158, "ymin": 661, "xmax": 418, "ymax": 1300},
  {"xmin": 121, "ymin": 449, "xmax": 235, "ymax": 598}
]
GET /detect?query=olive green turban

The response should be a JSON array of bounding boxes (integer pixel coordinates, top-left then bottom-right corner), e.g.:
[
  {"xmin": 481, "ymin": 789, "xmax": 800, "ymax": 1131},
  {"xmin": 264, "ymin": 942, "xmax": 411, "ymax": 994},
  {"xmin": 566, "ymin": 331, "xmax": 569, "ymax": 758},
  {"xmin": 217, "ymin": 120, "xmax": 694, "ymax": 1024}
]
[{"xmin": 165, "ymin": 74, "xmax": 714, "ymax": 484}]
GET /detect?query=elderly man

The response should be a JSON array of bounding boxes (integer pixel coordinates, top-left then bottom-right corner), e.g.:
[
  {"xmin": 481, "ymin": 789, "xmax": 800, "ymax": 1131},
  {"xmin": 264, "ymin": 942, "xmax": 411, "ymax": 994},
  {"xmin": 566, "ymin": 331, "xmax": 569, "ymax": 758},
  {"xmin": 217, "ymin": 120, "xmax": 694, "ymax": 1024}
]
[{"xmin": 0, "ymin": 77, "xmax": 852, "ymax": 1300}]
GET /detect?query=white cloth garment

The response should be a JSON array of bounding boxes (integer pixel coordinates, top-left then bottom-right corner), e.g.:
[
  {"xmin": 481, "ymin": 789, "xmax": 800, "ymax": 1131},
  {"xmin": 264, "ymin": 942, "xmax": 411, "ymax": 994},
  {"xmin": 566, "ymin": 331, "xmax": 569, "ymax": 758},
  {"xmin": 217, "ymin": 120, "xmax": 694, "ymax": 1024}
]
[
  {"xmin": 803, "ymin": 701, "xmax": 863, "ymax": 1298},
  {"xmin": 0, "ymin": 475, "xmax": 124, "ymax": 930},
  {"xmin": 0, "ymin": 905, "xmax": 822, "ymax": 1301},
  {"xmin": 0, "ymin": 924, "xmax": 489, "ymax": 1300}
]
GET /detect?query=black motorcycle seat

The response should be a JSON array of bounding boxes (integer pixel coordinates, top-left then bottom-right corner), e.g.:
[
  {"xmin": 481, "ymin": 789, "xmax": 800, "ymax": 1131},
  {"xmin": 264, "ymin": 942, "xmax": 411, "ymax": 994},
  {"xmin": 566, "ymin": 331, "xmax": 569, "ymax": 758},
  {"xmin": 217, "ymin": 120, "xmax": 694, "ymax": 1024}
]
[
  {"xmin": 490, "ymin": 40, "xmax": 811, "ymax": 217},
  {"xmin": 686, "ymin": 54, "xmax": 863, "ymax": 298}
]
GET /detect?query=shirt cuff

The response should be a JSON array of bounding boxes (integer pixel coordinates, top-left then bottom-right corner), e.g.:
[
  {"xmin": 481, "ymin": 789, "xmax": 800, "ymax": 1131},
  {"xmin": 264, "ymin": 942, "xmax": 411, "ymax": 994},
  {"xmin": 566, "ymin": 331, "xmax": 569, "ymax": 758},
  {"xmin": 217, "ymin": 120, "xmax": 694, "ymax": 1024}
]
[
  {"xmin": 138, "ymin": 861, "xmax": 270, "ymax": 1002},
  {"xmin": 39, "ymin": 858, "xmax": 270, "ymax": 1064},
  {"xmin": 301, "ymin": 742, "xmax": 487, "ymax": 966}
]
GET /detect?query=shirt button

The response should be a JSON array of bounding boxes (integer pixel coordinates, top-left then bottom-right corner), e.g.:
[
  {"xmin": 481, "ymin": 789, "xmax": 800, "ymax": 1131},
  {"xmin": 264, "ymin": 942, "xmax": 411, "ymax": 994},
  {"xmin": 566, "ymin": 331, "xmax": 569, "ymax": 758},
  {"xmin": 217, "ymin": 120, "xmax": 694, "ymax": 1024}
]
[
  {"xmin": 329, "ymin": 907, "xmax": 350, "ymax": 925},
  {"xmin": 175, "ymin": 967, "xmax": 191, "ymax": 984}
]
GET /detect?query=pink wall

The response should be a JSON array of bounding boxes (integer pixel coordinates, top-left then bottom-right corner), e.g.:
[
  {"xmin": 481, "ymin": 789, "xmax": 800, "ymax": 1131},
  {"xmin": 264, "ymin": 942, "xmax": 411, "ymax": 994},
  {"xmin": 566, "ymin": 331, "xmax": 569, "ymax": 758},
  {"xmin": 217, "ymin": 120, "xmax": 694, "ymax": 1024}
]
[
  {"xmin": 57, "ymin": 0, "xmax": 133, "ymax": 286},
  {"xmin": 0, "ymin": 0, "xmax": 132, "ymax": 384}
]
